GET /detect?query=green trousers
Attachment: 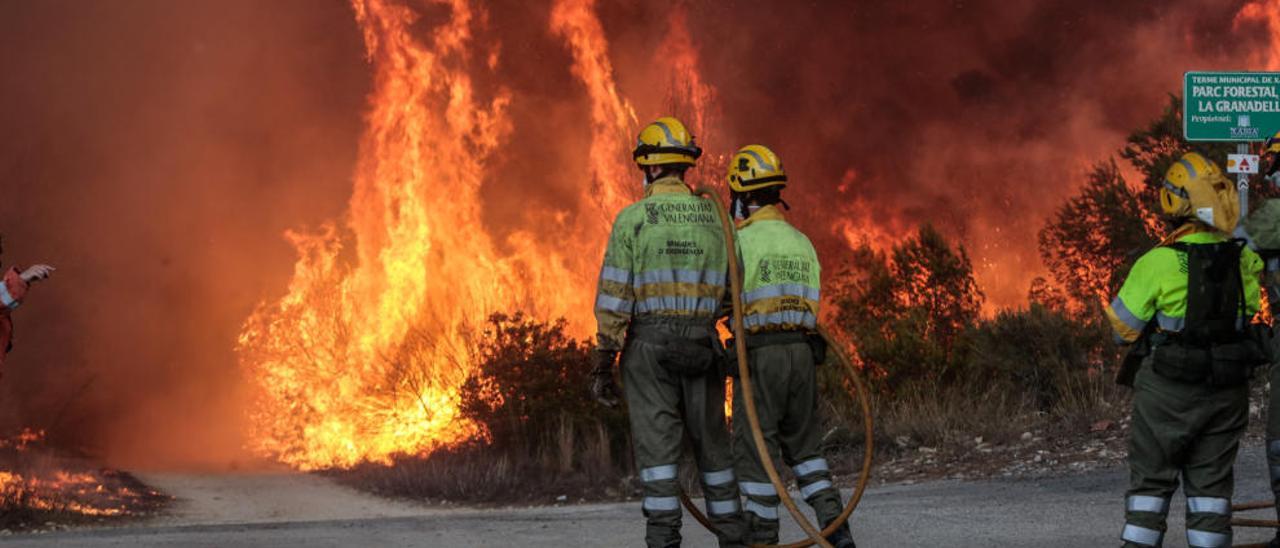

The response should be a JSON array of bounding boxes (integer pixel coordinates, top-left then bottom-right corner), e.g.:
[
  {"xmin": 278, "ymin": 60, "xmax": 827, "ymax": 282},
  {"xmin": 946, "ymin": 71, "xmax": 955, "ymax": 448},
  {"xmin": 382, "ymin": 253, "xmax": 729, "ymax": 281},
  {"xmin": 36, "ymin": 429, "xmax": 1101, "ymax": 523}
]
[
  {"xmin": 732, "ymin": 340, "xmax": 848, "ymax": 545},
  {"xmin": 1122, "ymin": 360, "xmax": 1248, "ymax": 548},
  {"xmin": 622, "ymin": 321, "xmax": 745, "ymax": 548}
]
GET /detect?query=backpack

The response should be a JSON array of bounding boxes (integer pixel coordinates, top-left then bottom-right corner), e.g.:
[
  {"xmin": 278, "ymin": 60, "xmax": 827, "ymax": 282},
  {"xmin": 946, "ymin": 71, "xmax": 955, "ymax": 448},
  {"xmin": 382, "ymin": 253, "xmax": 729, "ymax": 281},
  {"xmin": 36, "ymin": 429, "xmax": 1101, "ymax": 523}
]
[{"xmin": 1148, "ymin": 240, "xmax": 1271, "ymax": 386}]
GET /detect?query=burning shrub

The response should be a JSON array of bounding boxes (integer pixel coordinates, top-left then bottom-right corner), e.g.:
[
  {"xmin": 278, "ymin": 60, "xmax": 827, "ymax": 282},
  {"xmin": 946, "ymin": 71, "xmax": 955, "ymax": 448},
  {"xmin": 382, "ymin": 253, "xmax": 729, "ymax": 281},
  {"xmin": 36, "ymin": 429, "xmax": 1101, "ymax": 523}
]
[
  {"xmin": 1038, "ymin": 160, "xmax": 1157, "ymax": 316},
  {"xmin": 829, "ymin": 224, "xmax": 984, "ymax": 393},
  {"xmin": 459, "ymin": 313, "xmax": 628, "ymax": 458},
  {"xmin": 334, "ymin": 313, "xmax": 631, "ymax": 503}
]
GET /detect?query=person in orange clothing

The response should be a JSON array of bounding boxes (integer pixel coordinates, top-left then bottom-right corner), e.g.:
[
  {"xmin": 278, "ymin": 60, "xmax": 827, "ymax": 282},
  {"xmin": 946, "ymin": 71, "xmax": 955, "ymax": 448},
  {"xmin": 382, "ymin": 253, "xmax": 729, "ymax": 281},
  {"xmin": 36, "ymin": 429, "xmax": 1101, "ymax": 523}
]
[{"xmin": 0, "ymin": 236, "xmax": 55, "ymax": 378}]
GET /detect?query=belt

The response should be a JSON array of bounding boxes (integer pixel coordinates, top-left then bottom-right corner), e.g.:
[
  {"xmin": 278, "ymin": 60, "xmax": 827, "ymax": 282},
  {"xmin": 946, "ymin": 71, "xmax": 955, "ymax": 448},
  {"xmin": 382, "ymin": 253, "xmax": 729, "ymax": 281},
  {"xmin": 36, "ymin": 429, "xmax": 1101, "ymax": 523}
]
[
  {"xmin": 630, "ymin": 325, "xmax": 714, "ymax": 348},
  {"xmin": 740, "ymin": 330, "xmax": 808, "ymax": 351}
]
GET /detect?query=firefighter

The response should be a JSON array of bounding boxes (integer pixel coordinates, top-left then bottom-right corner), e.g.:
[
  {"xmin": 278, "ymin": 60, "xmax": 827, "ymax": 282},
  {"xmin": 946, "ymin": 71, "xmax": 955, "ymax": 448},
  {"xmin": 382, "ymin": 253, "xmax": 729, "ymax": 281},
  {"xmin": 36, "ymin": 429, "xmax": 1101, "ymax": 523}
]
[
  {"xmin": 1107, "ymin": 152, "xmax": 1267, "ymax": 548},
  {"xmin": 725, "ymin": 145, "xmax": 855, "ymax": 548},
  {"xmin": 589, "ymin": 116, "xmax": 745, "ymax": 548},
  {"xmin": 1246, "ymin": 130, "xmax": 1280, "ymax": 548},
  {"xmin": 0, "ymin": 236, "xmax": 55, "ymax": 379}
]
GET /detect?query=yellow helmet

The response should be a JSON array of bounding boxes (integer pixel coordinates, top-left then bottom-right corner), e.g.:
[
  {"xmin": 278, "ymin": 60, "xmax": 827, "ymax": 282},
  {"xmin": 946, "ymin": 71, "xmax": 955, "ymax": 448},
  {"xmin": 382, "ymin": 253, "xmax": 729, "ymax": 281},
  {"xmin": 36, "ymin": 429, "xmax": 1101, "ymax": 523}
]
[
  {"xmin": 1265, "ymin": 130, "xmax": 1280, "ymax": 177},
  {"xmin": 632, "ymin": 116, "xmax": 701, "ymax": 167},
  {"xmin": 1160, "ymin": 152, "xmax": 1239, "ymax": 233},
  {"xmin": 1267, "ymin": 130, "xmax": 1280, "ymax": 155},
  {"xmin": 727, "ymin": 144, "xmax": 787, "ymax": 193}
]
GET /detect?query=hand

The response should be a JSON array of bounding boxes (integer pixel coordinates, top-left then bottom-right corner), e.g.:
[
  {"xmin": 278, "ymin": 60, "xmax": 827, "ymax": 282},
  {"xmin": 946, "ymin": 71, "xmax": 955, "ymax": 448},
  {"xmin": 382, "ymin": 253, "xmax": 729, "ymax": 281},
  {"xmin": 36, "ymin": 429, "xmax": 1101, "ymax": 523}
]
[
  {"xmin": 590, "ymin": 350, "xmax": 622, "ymax": 408},
  {"xmin": 20, "ymin": 264, "xmax": 55, "ymax": 283}
]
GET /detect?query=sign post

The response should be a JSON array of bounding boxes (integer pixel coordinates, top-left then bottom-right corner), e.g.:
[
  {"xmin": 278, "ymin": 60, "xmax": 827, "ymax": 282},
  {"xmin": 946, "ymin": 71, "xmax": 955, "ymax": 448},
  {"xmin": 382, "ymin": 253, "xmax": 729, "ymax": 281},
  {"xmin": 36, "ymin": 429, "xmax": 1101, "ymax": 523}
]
[{"xmin": 1183, "ymin": 71, "xmax": 1280, "ymax": 223}]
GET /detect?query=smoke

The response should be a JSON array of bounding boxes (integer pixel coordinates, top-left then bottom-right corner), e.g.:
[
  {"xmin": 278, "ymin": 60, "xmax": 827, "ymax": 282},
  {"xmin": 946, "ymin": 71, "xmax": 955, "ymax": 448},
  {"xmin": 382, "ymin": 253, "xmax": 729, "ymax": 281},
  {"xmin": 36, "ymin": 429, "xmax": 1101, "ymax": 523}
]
[
  {"xmin": 0, "ymin": 0, "xmax": 1276, "ymax": 468},
  {"xmin": 0, "ymin": 0, "xmax": 367, "ymax": 468}
]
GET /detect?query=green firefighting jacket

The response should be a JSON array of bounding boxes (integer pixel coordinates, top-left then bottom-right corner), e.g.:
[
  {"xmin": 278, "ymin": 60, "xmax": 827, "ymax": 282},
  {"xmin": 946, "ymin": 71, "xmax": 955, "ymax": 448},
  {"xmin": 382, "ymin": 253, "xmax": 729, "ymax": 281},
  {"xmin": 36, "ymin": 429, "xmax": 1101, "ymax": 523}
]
[
  {"xmin": 593, "ymin": 177, "xmax": 729, "ymax": 351},
  {"xmin": 1106, "ymin": 227, "xmax": 1262, "ymax": 344},
  {"xmin": 736, "ymin": 205, "xmax": 820, "ymax": 333}
]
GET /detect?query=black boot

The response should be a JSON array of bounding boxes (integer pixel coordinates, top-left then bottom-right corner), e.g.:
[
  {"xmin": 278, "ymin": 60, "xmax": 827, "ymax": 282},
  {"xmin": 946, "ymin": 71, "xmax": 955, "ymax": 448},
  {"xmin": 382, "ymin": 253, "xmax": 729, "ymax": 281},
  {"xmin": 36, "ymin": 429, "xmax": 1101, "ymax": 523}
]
[{"xmin": 827, "ymin": 525, "xmax": 856, "ymax": 548}]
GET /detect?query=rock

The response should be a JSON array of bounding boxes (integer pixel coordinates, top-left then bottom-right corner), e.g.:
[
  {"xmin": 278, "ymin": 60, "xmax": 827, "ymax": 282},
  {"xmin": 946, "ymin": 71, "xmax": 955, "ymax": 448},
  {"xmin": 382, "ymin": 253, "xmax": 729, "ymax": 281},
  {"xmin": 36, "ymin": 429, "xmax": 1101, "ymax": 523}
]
[
  {"xmin": 919, "ymin": 446, "xmax": 937, "ymax": 454},
  {"xmin": 1020, "ymin": 432, "xmax": 1033, "ymax": 441},
  {"xmin": 895, "ymin": 435, "xmax": 911, "ymax": 448},
  {"xmin": 973, "ymin": 436, "xmax": 984, "ymax": 445},
  {"xmin": 1090, "ymin": 420, "xmax": 1113, "ymax": 432},
  {"xmin": 555, "ymin": 495, "xmax": 568, "ymax": 502}
]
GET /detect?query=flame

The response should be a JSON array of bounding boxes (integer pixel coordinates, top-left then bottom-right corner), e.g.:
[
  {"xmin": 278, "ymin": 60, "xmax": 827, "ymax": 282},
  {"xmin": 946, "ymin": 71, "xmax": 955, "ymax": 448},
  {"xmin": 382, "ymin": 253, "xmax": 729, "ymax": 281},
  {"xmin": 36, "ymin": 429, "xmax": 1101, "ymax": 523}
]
[
  {"xmin": 238, "ymin": 0, "xmax": 648, "ymax": 470},
  {"xmin": 1, "ymin": 429, "xmax": 162, "ymax": 519},
  {"xmin": 549, "ymin": 0, "xmax": 639, "ymax": 221},
  {"xmin": 1238, "ymin": 0, "xmax": 1280, "ymax": 70}
]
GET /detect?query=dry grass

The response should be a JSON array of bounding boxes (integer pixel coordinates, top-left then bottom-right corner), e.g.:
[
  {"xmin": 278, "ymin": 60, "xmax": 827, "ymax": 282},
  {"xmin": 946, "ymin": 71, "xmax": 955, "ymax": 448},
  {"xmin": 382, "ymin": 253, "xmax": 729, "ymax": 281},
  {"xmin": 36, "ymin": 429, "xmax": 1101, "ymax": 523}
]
[
  {"xmin": 330, "ymin": 414, "xmax": 636, "ymax": 505},
  {"xmin": 0, "ymin": 430, "xmax": 169, "ymax": 532}
]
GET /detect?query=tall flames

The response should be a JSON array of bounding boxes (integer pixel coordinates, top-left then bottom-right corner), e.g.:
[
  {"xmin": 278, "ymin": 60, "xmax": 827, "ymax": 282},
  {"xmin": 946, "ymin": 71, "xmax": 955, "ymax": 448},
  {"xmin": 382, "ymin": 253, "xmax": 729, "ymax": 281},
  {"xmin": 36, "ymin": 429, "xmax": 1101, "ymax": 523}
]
[{"xmin": 237, "ymin": 0, "xmax": 659, "ymax": 470}]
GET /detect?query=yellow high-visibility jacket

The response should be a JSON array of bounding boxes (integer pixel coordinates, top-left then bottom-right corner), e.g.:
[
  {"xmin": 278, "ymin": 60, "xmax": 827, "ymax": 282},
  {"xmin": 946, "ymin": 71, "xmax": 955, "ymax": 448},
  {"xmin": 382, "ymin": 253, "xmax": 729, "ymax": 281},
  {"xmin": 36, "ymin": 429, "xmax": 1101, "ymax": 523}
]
[
  {"xmin": 735, "ymin": 205, "xmax": 820, "ymax": 333},
  {"xmin": 1107, "ymin": 229, "xmax": 1262, "ymax": 344},
  {"xmin": 593, "ymin": 177, "xmax": 729, "ymax": 351}
]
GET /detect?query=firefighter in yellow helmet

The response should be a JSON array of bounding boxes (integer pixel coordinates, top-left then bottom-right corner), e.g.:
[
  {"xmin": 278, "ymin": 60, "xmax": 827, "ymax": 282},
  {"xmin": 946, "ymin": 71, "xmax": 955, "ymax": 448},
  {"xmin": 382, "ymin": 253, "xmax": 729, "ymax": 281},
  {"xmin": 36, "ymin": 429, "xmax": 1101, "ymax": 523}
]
[
  {"xmin": 726, "ymin": 145, "xmax": 855, "ymax": 548},
  {"xmin": 1108, "ymin": 152, "xmax": 1267, "ymax": 548},
  {"xmin": 589, "ymin": 116, "xmax": 746, "ymax": 548}
]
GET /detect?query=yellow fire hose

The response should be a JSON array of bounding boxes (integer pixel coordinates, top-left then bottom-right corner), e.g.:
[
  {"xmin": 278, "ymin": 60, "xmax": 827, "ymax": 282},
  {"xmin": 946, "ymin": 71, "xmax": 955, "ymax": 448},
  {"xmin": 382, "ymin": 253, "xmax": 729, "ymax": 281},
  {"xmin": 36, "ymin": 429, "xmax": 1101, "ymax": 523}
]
[{"xmin": 673, "ymin": 188, "xmax": 874, "ymax": 548}]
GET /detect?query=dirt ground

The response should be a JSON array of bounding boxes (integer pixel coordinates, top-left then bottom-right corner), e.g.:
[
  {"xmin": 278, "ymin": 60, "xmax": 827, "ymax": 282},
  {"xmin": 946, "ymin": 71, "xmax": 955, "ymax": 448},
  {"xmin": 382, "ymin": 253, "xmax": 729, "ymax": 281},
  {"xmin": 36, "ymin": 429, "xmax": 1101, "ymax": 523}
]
[{"xmin": 2, "ymin": 444, "xmax": 1279, "ymax": 547}]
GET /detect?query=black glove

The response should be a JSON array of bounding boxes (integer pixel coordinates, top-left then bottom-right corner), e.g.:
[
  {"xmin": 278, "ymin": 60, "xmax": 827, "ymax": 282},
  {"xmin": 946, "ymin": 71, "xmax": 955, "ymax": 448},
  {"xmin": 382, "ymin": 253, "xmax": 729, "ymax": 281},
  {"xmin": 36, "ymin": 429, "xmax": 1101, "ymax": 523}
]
[{"xmin": 590, "ymin": 350, "xmax": 622, "ymax": 408}]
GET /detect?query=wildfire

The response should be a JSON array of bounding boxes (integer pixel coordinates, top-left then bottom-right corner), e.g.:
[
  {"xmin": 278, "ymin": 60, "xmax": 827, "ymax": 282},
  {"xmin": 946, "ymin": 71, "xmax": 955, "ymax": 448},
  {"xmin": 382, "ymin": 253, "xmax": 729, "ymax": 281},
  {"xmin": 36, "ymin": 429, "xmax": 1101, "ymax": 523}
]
[
  {"xmin": 1238, "ymin": 0, "xmax": 1280, "ymax": 70},
  {"xmin": 0, "ymin": 429, "xmax": 166, "ymax": 524},
  {"xmin": 238, "ymin": 0, "xmax": 653, "ymax": 470}
]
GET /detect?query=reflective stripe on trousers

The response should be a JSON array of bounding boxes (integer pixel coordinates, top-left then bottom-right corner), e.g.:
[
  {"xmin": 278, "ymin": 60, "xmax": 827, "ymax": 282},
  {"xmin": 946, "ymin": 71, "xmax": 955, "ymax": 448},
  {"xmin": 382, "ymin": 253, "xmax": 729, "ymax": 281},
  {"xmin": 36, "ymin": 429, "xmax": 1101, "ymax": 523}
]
[
  {"xmin": 744, "ymin": 499, "xmax": 779, "ymax": 520},
  {"xmin": 793, "ymin": 458, "xmax": 829, "ymax": 477},
  {"xmin": 1187, "ymin": 529, "xmax": 1229, "ymax": 547},
  {"xmin": 643, "ymin": 496, "xmax": 680, "ymax": 512},
  {"xmin": 706, "ymin": 497, "xmax": 740, "ymax": 517},
  {"xmin": 1126, "ymin": 495, "xmax": 1169, "ymax": 514},
  {"xmin": 1186, "ymin": 497, "xmax": 1230, "ymax": 515},
  {"xmin": 1121, "ymin": 523, "xmax": 1163, "ymax": 546},
  {"xmin": 800, "ymin": 479, "xmax": 832, "ymax": 499},
  {"xmin": 740, "ymin": 481, "xmax": 777, "ymax": 497},
  {"xmin": 640, "ymin": 464, "xmax": 678, "ymax": 483},
  {"xmin": 702, "ymin": 468, "xmax": 734, "ymax": 487}
]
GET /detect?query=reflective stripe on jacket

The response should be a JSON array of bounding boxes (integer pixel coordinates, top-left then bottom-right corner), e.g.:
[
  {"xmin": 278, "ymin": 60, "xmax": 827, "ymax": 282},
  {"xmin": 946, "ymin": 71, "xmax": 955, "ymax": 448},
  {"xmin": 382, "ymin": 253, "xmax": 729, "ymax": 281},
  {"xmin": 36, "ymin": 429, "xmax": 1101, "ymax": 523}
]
[
  {"xmin": 736, "ymin": 205, "xmax": 820, "ymax": 334},
  {"xmin": 593, "ymin": 177, "xmax": 729, "ymax": 351},
  {"xmin": 1106, "ymin": 228, "xmax": 1262, "ymax": 344}
]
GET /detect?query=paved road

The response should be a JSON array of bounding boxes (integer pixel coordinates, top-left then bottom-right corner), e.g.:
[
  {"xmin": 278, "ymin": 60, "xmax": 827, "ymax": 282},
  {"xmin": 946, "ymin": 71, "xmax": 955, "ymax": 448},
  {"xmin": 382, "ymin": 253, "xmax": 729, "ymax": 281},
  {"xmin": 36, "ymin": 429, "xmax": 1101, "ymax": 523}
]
[{"xmin": 4, "ymin": 446, "xmax": 1279, "ymax": 547}]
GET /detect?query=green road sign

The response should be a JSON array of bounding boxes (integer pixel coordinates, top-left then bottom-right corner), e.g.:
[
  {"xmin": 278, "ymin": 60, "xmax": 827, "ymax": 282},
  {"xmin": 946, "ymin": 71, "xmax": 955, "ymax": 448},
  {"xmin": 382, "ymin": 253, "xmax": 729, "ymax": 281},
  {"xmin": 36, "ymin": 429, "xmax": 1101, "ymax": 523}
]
[{"xmin": 1184, "ymin": 71, "xmax": 1280, "ymax": 142}]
